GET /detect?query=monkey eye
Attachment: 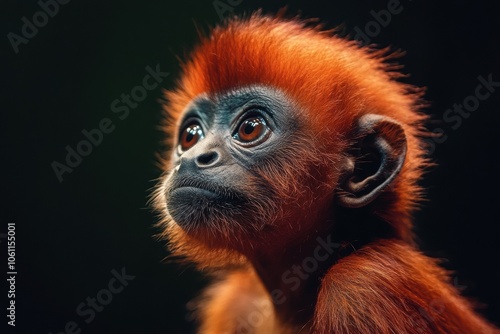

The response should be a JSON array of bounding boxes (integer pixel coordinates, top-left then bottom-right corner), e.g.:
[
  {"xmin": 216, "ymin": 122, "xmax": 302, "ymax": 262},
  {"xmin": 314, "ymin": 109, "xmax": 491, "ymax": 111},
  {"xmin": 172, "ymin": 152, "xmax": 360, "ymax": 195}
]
[
  {"xmin": 233, "ymin": 115, "xmax": 269, "ymax": 144},
  {"xmin": 178, "ymin": 123, "xmax": 204, "ymax": 152}
]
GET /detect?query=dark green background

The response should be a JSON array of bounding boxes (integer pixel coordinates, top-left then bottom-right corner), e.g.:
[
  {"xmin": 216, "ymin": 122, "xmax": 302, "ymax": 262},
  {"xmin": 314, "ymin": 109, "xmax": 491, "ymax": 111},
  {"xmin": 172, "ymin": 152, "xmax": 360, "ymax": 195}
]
[{"xmin": 3, "ymin": 0, "xmax": 500, "ymax": 333}]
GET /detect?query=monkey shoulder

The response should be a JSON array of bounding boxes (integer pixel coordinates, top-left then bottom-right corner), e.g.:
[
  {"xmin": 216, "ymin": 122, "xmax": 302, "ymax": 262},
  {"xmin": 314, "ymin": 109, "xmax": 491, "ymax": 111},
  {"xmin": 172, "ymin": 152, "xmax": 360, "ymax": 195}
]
[{"xmin": 315, "ymin": 239, "xmax": 498, "ymax": 334}]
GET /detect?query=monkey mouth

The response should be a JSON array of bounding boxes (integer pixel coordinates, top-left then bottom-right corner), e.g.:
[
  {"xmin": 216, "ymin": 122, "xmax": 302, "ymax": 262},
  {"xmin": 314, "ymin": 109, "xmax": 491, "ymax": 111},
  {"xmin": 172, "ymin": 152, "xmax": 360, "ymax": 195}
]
[
  {"xmin": 164, "ymin": 176, "xmax": 273, "ymax": 233},
  {"xmin": 167, "ymin": 177, "xmax": 238, "ymax": 201},
  {"xmin": 166, "ymin": 177, "xmax": 246, "ymax": 225},
  {"xmin": 169, "ymin": 186, "xmax": 220, "ymax": 200}
]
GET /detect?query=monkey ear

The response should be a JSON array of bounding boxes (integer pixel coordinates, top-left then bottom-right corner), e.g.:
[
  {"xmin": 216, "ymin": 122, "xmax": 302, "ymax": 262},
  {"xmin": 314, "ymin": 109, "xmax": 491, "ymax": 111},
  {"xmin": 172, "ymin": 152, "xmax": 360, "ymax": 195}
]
[{"xmin": 337, "ymin": 114, "xmax": 407, "ymax": 208}]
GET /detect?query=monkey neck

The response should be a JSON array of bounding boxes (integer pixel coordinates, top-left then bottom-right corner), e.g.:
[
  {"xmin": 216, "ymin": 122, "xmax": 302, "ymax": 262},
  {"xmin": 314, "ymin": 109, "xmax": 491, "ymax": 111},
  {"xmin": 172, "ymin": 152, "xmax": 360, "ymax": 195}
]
[
  {"xmin": 250, "ymin": 228, "xmax": 340, "ymax": 326},
  {"xmin": 249, "ymin": 207, "xmax": 396, "ymax": 326}
]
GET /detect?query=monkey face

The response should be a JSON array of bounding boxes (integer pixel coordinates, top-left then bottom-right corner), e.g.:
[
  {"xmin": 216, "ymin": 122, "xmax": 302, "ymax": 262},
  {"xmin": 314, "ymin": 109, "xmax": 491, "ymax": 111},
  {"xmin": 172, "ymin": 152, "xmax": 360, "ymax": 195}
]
[
  {"xmin": 158, "ymin": 85, "xmax": 410, "ymax": 253},
  {"xmin": 161, "ymin": 85, "xmax": 332, "ymax": 247}
]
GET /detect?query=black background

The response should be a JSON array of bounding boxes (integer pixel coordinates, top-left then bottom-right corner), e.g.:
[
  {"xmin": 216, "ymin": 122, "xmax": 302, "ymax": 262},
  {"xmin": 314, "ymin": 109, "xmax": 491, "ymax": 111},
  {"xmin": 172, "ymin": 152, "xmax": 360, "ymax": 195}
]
[{"xmin": 2, "ymin": 0, "xmax": 500, "ymax": 333}]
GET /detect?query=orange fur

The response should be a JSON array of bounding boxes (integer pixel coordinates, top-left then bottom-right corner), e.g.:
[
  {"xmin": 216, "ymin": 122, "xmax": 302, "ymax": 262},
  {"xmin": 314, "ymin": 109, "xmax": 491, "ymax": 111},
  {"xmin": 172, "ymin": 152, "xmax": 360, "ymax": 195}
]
[
  {"xmin": 315, "ymin": 240, "xmax": 496, "ymax": 333},
  {"xmin": 196, "ymin": 269, "xmax": 285, "ymax": 334},
  {"xmin": 154, "ymin": 12, "xmax": 499, "ymax": 334}
]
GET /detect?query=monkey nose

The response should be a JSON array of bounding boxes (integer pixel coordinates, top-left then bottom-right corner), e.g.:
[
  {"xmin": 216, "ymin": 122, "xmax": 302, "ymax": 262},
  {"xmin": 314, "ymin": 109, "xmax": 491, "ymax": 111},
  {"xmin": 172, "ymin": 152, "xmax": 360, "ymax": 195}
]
[
  {"xmin": 178, "ymin": 148, "xmax": 222, "ymax": 174},
  {"xmin": 195, "ymin": 150, "xmax": 220, "ymax": 168}
]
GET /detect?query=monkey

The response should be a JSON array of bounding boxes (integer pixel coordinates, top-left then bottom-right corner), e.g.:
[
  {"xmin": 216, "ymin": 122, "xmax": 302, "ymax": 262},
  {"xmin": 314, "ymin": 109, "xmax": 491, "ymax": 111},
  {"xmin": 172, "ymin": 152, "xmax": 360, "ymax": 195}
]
[{"xmin": 153, "ymin": 11, "xmax": 500, "ymax": 334}]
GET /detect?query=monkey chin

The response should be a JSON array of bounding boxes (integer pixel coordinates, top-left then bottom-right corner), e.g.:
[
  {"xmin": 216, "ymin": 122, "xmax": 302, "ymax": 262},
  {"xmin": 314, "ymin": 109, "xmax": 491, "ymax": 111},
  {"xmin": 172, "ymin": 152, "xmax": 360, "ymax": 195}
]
[{"xmin": 165, "ymin": 184, "xmax": 260, "ymax": 243}]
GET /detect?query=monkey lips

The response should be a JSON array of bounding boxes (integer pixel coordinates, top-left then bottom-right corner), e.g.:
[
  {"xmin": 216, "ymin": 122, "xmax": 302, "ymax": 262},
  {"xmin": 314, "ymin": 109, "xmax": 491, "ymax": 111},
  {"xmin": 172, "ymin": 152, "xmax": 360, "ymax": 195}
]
[{"xmin": 165, "ymin": 175, "xmax": 249, "ymax": 230}]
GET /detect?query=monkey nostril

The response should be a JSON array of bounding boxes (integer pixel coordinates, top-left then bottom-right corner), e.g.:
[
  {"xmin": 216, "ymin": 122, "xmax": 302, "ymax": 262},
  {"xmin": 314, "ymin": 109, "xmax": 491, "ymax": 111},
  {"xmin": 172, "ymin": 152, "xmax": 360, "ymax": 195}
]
[{"xmin": 196, "ymin": 151, "xmax": 219, "ymax": 167}]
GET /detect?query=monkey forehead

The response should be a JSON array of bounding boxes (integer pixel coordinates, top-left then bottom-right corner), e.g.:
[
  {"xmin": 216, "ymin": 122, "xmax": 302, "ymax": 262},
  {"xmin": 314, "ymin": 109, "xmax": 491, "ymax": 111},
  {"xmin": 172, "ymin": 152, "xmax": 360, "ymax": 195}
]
[
  {"xmin": 179, "ymin": 85, "xmax": 303, "ymax": 118},
  {"xmin": 213, "ymin": 84, "xmax": 295, "ymax": 107}
]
